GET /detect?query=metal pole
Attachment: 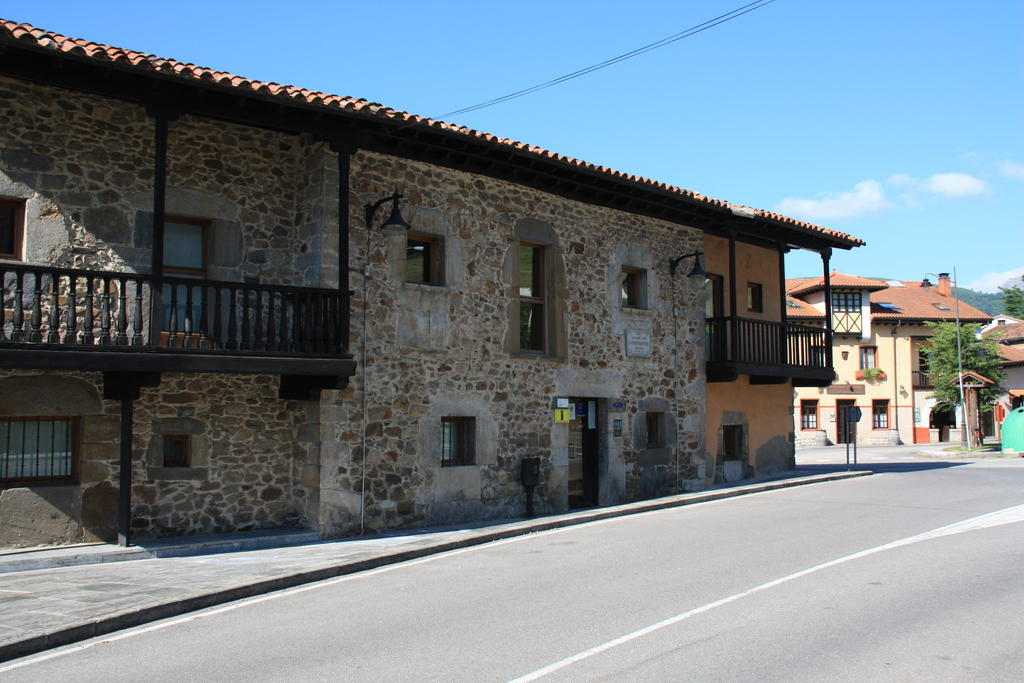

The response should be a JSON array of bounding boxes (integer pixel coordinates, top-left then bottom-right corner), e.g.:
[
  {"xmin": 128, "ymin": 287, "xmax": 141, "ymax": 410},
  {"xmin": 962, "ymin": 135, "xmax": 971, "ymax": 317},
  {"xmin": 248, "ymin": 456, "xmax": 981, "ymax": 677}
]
[
  {"xmin": 953, "ymin": 267, "xmax": 969, "ymax": 450},
  {"xmin": 845, "ymin": 407, "xmax": 850, "ymax": 470},
  {"xmin": 853, "ymin": 420, "xmax": 858, "ymax": 468}
]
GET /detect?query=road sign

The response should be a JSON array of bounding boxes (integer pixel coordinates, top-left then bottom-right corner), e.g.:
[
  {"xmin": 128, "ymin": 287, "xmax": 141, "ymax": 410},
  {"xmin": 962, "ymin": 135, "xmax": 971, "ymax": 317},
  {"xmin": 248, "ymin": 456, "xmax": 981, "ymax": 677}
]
[{"xmin": 845, "ymin": 406, "xmax": 863, "ymax": 423}]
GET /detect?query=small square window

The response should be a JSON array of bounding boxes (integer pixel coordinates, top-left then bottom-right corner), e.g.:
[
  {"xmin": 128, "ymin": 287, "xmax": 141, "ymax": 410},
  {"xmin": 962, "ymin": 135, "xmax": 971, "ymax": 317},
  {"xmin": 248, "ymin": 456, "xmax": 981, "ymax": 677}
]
[
  {"xmin": 406, "ymin": 234, "xmax": 443, "ymax": 285},
  {"xmin": 441, "ymin": 417, "xmax": 474, "ymax": 466},
  {"xmin": 746, "ymin": 282, "xmax": 763, "ymax": 313},
  {"xmin": 645, "ymin": 412, "xmax": 663, "ymax": 448},
  {"xmin": 162, "ymin": 434, "xmax": 190, "ymax": 468},
  {"xmin": 621, "ymin": 267, "xmax": 646, "ymax": 309},
  {"xmin": 0, "ymin": 198, "xmax": 25, "ymax": 260}
]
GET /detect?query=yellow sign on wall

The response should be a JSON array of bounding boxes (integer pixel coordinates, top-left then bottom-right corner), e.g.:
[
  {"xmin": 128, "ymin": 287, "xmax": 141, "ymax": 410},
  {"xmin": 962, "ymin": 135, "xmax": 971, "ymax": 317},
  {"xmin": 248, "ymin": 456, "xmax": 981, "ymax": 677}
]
[{"xmin": 553, "ymin": 408, "xmax": 570, "ymax": 423}]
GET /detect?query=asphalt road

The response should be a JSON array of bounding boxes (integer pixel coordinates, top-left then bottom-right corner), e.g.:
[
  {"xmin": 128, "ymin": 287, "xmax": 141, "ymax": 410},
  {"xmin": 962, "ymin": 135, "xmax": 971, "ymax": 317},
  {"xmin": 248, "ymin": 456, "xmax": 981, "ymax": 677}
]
[{"xmin": 5, "ymin": 459, "xmax": 1024, "ymax": 681}]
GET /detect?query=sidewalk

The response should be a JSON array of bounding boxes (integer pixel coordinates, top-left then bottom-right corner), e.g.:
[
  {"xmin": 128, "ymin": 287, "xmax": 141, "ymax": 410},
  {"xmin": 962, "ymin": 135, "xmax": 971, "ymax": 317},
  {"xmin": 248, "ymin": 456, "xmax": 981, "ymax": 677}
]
[{"xmin": 0, "ymin": 469, "xmax": 869, "ymax": 663}]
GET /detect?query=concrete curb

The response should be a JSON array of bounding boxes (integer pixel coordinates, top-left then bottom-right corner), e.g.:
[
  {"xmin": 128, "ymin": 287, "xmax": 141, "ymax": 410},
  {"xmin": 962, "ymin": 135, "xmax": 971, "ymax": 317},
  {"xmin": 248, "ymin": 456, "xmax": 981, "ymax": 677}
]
[{"xmin": 0, "ymin": 470, "xmax": 870, "ymax": 663}]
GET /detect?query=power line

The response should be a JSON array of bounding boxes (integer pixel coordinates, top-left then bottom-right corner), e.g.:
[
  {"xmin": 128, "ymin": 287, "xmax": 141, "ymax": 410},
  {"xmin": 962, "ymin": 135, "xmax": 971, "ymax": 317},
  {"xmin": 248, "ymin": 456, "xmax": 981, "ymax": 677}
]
[{"xmin": 433, "ymin": 0, "xmax": 777, "ymax": 121}]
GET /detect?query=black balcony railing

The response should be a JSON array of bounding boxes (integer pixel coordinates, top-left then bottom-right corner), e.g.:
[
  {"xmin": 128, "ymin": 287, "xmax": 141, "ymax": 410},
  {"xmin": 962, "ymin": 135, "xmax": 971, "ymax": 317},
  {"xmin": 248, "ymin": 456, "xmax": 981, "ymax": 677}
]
[
  {"xmin": 706, "ymin": 316, "xmax": 829, "ymax": 369},
  {"xmin": 1, "ymin": 263, "xmax": 346, "ymax": 356}
]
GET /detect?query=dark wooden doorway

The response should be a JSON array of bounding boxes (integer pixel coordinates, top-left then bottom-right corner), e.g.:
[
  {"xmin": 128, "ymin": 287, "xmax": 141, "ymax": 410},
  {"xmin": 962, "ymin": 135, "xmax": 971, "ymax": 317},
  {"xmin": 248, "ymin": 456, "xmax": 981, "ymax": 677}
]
[
  {"xmin": 568, "ymin": 398, "xmax": 599, "ymax": 509},
  {"xmin": 837, "ymin": 399, "xmax": 856, "ymax": 444}
]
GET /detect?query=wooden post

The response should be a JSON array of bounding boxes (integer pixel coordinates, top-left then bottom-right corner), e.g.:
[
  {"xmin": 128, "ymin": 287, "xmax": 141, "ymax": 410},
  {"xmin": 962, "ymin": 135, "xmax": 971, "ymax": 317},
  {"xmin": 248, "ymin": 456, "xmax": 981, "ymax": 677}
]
[
  {"xmin": 149, "ymin": 109, "xmax": 170, "ymax": 347},
  {"xmin": 821, "ymin": 248, "xmax": 833, "ymax": 370},
  {"xmin": 728, "ymin": 232, "xmax": 738, "ymax": 361},
  {"xmin": 778, "ymin": 241, "xmax": 788, "ymax": 365}
]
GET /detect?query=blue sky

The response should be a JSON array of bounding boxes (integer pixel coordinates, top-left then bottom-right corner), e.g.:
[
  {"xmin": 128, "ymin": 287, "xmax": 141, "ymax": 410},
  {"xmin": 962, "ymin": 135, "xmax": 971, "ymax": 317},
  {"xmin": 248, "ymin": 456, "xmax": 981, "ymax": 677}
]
[{"xmin": 4, "ymin": 1, "xmax": 1022, "ymax": 290}]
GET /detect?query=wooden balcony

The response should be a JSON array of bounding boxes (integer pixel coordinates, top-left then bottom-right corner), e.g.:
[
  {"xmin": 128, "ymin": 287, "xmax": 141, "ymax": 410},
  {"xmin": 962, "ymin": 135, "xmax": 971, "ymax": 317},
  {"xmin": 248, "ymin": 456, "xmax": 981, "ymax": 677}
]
[
  {"xmin": 912, "ymin": 370, "xmax": 933, "ymax": 388},
  {"xmin": 0, "ymin": 263, "xmax": 354, "ymax": 395},
  {"xmin": 706, "ymin": 316, "xmax": 833, "ymax": 386}
]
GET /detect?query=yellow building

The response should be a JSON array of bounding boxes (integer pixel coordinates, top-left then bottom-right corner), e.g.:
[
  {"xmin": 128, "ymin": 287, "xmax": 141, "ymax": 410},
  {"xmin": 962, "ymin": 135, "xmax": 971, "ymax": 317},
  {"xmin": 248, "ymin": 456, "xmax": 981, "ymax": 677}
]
[{"xmin": 789, "ymin": 273, "xmax": 990, "ymax": 446}]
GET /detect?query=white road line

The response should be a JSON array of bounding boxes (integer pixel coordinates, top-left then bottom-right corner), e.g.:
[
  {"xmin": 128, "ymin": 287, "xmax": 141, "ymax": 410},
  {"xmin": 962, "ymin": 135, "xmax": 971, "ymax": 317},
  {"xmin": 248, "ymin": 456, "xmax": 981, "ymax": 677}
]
[{"xmin": 508, "ymin": 503, "xmax": 1024, "ymax": 682}]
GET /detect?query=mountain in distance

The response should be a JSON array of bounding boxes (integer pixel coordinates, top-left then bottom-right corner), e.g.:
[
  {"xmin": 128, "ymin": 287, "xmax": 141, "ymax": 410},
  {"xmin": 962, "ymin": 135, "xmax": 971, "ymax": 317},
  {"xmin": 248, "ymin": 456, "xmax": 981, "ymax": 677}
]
[{"xmin": 951, "ymin": 287, "xmax": 1004, "ymax": 316}]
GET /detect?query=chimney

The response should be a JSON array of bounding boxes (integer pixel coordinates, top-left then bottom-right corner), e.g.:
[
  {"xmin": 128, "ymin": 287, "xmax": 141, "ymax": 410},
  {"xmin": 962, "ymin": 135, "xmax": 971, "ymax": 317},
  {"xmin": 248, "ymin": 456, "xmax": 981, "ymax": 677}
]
[{"xmin": 937, "ymin": 272, "xmax": 951, "ymax": 296}]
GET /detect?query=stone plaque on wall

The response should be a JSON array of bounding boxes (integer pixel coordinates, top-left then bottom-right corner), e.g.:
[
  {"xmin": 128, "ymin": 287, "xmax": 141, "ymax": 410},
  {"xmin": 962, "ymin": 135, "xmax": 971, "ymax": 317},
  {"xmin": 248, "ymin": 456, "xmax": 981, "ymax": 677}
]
[{"xmin": 625, "ymin": 328, "xmax": 651, "ymax": 357}]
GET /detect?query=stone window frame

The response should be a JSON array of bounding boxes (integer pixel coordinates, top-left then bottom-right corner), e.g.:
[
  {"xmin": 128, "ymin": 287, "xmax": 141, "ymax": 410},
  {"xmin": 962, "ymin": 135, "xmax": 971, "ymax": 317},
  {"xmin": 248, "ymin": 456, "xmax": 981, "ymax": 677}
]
[
  {"xmin": 162, "ymin": 434, "xmax": 191, "ymax": 468},
  {"xmin": 505, "ymin": 219, "xmax": 567, "ymax": 359},
  {"xmin": 721, "ymin": 423, "xmax": 746, "ymax": 461},
  {"xmin": 518, "ymin": 241, "xmax": 547, "ymax": 352},
  {"xmin": 405, "ymin": 232, "xmax": 445, "ymax": 286},
  {"xmin": 145, "ymin": 417, "xmax": 209, "ymax": 481},
  {"xmin": 0, "ymin": 197, "xmax": 26, "ymax": 261},
  {"xmin": 440, "ymin": 416, "xmax": 475, "ymax": 467},
  {"xmin": 620, "ymin": 266, "xmax": 648, "ymax": 310},
  {"xmin": 746, "ymin": 281, "xmax": 763, "ymax": 313},
  {"xmin": 644, "ymin": 411, "xmax": 664, "ymax": 448},
  {"xmin": 0, "ymin": 416, "xmax": 80, "ymax": 486}
]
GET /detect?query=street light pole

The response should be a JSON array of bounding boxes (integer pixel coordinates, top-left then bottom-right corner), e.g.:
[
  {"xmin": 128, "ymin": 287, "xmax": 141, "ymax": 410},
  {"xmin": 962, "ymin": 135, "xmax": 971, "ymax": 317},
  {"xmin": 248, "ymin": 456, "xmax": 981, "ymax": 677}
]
[{"xmin": 953, "ymin": 267, "xmax": 969, "ymax": 450}]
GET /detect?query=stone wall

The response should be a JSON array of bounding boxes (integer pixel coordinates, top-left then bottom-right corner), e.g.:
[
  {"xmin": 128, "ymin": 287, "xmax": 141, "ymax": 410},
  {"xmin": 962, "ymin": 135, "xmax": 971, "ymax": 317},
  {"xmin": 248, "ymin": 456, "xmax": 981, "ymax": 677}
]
[
  {"xmin": 316, "ymin": 150, "xmax": 707, "ymax": 536},
  {"xmin": 0, "ymin": 369, "xmax": 312, "ymax": 547},
  {"xmin": 3, "ymin": 77, "xmax": 712, "ymax": 546},
  {"xmin": 0, "ymin": 371, "xmax": 119, "ymax": 547},
  {"xmin": 130, "ymin": 373, "xmax": 312, "ymax": 539},
  {"xmin": 0, "ymin": 76, "xmax": 326, "ymax": 288}
]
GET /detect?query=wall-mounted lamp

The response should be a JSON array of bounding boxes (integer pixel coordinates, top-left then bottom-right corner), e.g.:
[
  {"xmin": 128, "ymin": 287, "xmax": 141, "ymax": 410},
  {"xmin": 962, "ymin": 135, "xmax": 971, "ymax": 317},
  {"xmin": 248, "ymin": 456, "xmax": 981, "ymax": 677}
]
[
  {"xmin": 364, "ymin": 191, "xmax": 411, "ymax": 232},
  {"xmin": 669, "ymin": 250, "xmax": 705, "ymax": 278}
]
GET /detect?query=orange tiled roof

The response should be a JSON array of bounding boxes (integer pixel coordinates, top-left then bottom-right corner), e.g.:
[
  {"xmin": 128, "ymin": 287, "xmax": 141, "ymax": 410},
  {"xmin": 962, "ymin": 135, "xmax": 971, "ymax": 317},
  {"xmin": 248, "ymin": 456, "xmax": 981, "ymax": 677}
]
[
  {"xmin": 996, "ymin": 344, "xmax": 1024, "ymax": 365},
  {"xmin": 869, "ymin": 281, "xmax": 990, "ymax": 322},
  {"xmin": 786, "ymin": 273, "xmax": 888, "ymax": 296},
  {"xmin": 785, "ymin": 296, "xmax": 824, "ymax": 318},
  {"xmin": 984, "ymin": 322, "xmax": 1024, "ymax": 343},
  {"xmin": 0, "ymin": 18, "xmax": 865, "ymax": 248}
]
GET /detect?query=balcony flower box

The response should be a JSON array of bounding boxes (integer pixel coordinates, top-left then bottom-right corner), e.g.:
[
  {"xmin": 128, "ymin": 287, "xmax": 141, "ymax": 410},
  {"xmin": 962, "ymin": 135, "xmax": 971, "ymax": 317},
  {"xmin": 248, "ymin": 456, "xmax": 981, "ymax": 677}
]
[{"xmin": 855, "ymin": 368, "xmax": 886, "ymax": 381}]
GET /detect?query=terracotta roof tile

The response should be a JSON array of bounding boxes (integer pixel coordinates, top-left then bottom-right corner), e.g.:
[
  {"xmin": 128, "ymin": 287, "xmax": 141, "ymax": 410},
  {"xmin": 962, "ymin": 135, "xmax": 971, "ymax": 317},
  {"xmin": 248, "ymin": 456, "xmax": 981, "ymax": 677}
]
[
  {"xmin": 869, "ymin": 281, "xmax": 990, "ymax": 322},
  {"xmin": 984, "ymin": 322, "xmax": 1024, "ymax": 343},
  {"xmin": 787, "ymin": 273, "xmax": 888, "ymax": 296},
  {"xmin": 0, "ymin": 17, "xmax": 865, "ymax": 248},
  {"xmin": 785, "ymin": 296, "xmax": 824, "ymax": 318},
  {"xmin": 997, "ymin": 345, "xmax": 1024, "ymax": 364},
  {"xmin": 787, "ymin": 276, "xmax": 991, "ymax": 323}
]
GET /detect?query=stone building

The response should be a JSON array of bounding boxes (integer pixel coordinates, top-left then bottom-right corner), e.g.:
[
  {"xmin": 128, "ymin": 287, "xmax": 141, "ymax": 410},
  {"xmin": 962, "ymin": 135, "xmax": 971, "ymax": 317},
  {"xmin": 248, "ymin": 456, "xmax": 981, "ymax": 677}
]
[{"xmin": 0, "ymin": 19, "xmax": 862, "ymax": 548}]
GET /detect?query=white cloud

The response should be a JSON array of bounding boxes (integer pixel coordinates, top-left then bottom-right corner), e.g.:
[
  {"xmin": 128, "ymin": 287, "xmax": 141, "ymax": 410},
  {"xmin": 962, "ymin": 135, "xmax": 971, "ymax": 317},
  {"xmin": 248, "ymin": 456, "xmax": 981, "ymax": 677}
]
[
  {"xmin": 774, "ymin": 180, "xmax": 891, "ymax": 221},
  {"xmin": 1001, "ymin": 160, "xmax": 1024, "ymax": 180},
  {"xmin": 923, "ymin": 172, "xmax": 987, "ymax": 197},
  {"xmin": 886, "ymin": 173, "xmax": 915, "ymax": 188},
  {"xmin": 966, "ymin": 266, "xmax": 1024, "ymax": 293}
]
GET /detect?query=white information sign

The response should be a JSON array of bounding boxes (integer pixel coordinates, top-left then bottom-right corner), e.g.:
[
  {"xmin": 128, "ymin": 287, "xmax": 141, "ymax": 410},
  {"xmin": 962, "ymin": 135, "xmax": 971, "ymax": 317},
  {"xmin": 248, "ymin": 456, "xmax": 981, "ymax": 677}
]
[{"xmin": 625, "ymin": 329, "xmax": 652, "ymax": 357}]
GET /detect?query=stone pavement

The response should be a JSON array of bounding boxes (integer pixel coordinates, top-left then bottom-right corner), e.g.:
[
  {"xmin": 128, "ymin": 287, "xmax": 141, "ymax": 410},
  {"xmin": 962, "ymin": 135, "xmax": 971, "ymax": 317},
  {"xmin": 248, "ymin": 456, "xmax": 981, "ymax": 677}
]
[{"xmin": 0, "ymin": 470, "xmax": 869, "ymax": 662}]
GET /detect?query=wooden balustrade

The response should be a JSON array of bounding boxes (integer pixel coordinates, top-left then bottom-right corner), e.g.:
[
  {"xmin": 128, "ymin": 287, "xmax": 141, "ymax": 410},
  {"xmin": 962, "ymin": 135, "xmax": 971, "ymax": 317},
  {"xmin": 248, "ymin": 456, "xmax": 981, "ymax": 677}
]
[
  {"xmin": 706, "ymin": 316, "xmax": 829, "ymax": 369},
  {"xmin": 1, "ymin": 264, "xmax": 346, "ymax": 356}
]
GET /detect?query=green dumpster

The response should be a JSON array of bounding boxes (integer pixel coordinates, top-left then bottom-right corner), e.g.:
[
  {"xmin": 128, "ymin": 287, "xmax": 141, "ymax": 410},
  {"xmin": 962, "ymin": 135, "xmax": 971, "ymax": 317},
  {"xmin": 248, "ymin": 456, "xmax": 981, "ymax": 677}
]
[{"xmin": 1002, "ymin": 407, "xmax": 1024, "ymax": 453}]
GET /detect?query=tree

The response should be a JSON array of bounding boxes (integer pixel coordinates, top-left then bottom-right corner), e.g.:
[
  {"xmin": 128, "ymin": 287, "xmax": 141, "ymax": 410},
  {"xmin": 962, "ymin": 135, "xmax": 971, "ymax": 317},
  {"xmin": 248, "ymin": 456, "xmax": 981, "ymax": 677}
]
[
  {"xmin": 924, "ymin": 321, "xmax": 1005, "ymax": 409},
  {"xmin": 1000, "ymin": 276, "xmax": 1024, "ymax": 318}
]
